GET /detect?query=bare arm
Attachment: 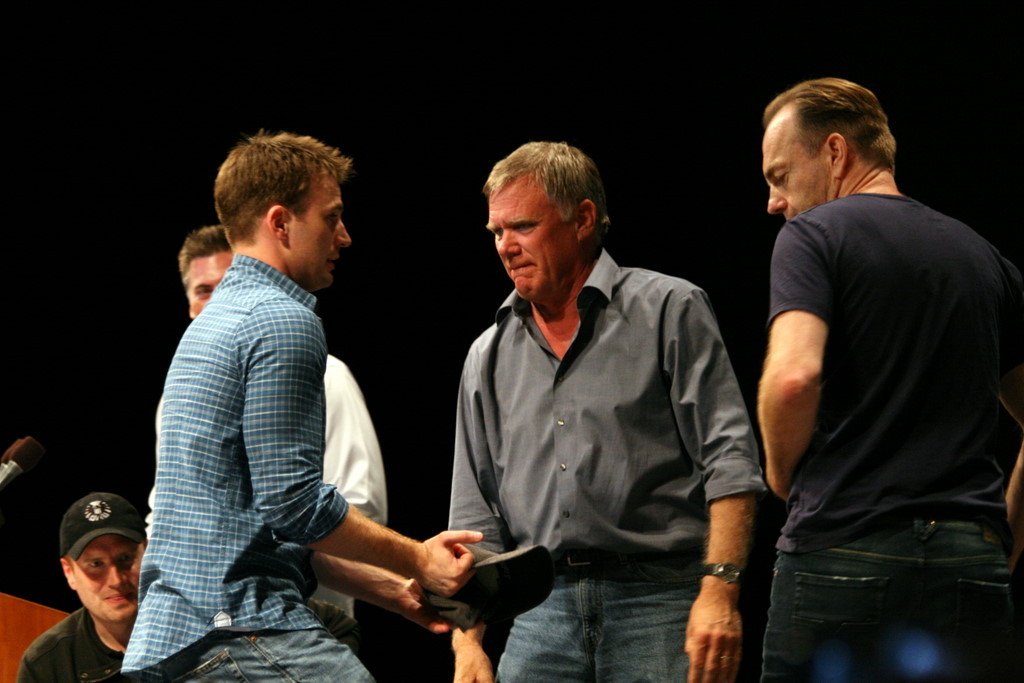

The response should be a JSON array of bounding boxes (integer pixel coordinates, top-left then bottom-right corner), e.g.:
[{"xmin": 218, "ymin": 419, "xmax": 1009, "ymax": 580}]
[
  {"xmin": 1000, "ymin": 363, "xmax": 1024, "ymax": 572},
  {"xmin": 311, "ymin": 553, "xmax": 452, "ymax": 633},
  {"xmin": 757, "ymin": 310, "xmax": 829, "ymax": 500},
  {"xmin": 451, "ymin": 623, "xmax": 493, "ymax": 683},
  {"xmin": 685, "ymin": 493, "xmax": 756, "ymax": 683},
  {"xmin": 308, "ymin": 505, "xmax": 482, "ymax": 597}
]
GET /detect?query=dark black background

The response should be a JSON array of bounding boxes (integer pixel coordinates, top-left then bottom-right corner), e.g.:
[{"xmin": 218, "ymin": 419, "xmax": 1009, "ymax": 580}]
[{"xmin": 3, "ymin": 8, "xmax": 1022, "ymax": 681}]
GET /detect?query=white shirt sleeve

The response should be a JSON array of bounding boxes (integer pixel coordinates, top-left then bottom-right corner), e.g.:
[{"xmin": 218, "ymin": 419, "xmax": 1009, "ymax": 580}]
[
  {"xmin": 321, "ymin": 355, "xmax": 388, "ymax": 525},
  {"xmin": 145, "ymin": 396, "xmax": 164, "ymax": 530}
]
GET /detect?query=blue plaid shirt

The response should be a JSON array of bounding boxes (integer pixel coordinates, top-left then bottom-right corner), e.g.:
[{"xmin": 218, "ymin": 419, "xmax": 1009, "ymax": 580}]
[{"xmin": 124, "ymin": 256, "xmax": 348, "ymax": 674}]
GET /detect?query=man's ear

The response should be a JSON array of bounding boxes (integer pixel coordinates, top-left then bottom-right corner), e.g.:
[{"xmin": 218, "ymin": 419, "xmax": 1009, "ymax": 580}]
[
  {"xmin": 60, "ymin": 557, "xmax": 76, "ymax": 591},
  {"xmin": 825, "ymin": 132, "xmax": 851, "ymax": 178},
  {"xmin": 266, "ymin": 204, "xmax": 291, "ymax": 245},
  {"xmin": 575, "ymin": 199, "xmax": 598, "ymax": 242}
]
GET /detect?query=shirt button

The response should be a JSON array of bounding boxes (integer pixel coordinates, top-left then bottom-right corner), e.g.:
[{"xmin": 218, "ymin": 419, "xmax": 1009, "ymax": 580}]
[
  {"xmin": 562, "ymin": 510, "xmax": 570, "ymax": 518},
  {"xmin": 557, "ymin": 419, "xmax": 565, "ymax": 426},
  {"xmin": 560, "ymin": 463, "xmax": 567, "ymax": 471}
]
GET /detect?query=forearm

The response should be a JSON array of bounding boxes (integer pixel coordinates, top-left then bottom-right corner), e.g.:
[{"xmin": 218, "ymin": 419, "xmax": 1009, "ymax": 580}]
[
  {"xmin": 704, "ymin": 494, "xmax": 755, "ymax": 565},
  {"xmin": 452, "ymin": 622, "xmax": 486, "ymax": 651},
  {"xmin": 452, "ymin": 623, "xmax": 492, "ymax": 682},
  {"xmin": 757, "ymin": 310, "xmax": 828, "ymax": 500},
  {"xmin": 311, "ymin": 552, "xmax": 411, "ymax": 607},
  {"xmin": 312, "ymin": 551, "xmax": 457, "ymax": 634},
  {"xmin": 684, "ymin": 493, "xmax": 755, "ymax": 682},
  {"xmin": 1006, "ymin": 444, "xmax": 1024, "ymax": 572},
  {"xmin": 309, "ymin": 506, "xmax": 426, "ymax": 583},
  {"xmin": 309, "ymin": 505, "xmax": 482, "ymax": 597},
  {"xmin": 999, "ymin": 363, "xmax": 1024, "ymax": 572},
  {"xmin": 701, "ymin": 493, "xmax": 756, "ymax": 600},
  {"xmin": 757, "ymin": 372, "xmax": 819, "ymax": 499}
]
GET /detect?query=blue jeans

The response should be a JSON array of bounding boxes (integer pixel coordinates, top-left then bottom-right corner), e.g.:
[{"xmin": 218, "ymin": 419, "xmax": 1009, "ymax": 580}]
[
  {"xmin": 130, "ymin": 627, "xmax": 374, "ymax": 682},
  {"xmin": 761, "ymin": 519, "xmax": 1013, "ymax": 682},
  {"xmin": 497, "ymin": 554, "xmax": 701, "ymax": 682}
]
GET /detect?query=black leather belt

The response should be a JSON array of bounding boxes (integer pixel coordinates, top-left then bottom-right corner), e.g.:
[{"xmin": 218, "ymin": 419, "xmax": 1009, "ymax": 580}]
[{"xmin": 554, "ymin": 548, "xmax": 698, "ymax": 569}]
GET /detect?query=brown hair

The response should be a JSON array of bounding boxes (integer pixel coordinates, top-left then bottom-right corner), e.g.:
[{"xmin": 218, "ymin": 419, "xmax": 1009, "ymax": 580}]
[
  {"xmin": 484, "ymin": 141, "xmax": 611, "ymax": 243},
  {"xmin": 214, "ymin": 131, "xmax": 353, "ymax": 244},
  {"xmin": 763, "ymin": 78, "xmax": 896, "ymax": 170},
  {"xmin": 177, "ymin": 225, "xmax": 231, "ymax": 288}
]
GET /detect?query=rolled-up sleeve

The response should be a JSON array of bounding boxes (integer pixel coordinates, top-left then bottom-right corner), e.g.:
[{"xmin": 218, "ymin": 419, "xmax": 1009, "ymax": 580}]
[
  {"xmin": 240, "ymin": 301, "xmax": 347, "ymax": 544},
  {"xmin": 450, "ymin": 333, "xmax": 513, "ymax": 553},
  {"xmin": 665, "ymin": 288, "xmax": 766, "ymax": 502}
]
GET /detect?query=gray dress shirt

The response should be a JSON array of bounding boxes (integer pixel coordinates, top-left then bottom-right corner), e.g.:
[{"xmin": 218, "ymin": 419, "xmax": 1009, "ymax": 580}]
[{"xmin": 449, "ymin": 250, "xmax": 764, "ymax": 557}]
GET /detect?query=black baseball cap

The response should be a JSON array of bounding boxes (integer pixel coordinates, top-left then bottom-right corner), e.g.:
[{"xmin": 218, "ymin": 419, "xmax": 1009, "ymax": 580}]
[
  {"xmin": 426, "ymin": 544, "xmax": 554, "ymax": 630},
  {"xmin": 59, "ymin": 492, "xmax": 146, "ymax": 559}
]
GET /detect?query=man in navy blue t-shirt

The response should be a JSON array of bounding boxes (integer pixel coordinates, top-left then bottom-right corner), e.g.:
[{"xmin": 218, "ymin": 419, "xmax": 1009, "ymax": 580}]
[{"xmin": 758, "ymin": 78, "xmax": 1024, "ymax": 680}]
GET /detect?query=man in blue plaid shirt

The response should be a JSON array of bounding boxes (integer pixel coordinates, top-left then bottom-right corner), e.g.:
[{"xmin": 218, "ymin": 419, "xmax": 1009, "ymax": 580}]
[{"xmin": 124, "ymin": 132, "xmax": 481, "ymax": 681}]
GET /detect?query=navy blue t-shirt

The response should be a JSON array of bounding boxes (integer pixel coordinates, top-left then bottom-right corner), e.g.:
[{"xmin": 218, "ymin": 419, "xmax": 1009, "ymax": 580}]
[{"xmin": 769, "ymin": 194, "xmax": 1024, "ymax": 553}]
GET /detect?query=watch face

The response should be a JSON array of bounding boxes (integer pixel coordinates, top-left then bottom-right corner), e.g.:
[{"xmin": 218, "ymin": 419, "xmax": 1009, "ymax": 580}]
[{"xmin": 705, "ymin": 563, "xmax": 742, "ymax": 583}]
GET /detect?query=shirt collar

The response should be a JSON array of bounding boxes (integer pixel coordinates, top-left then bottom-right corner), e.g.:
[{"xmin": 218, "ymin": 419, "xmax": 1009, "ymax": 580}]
[
  {"xmin": 496, "ymin": 249, "xmax": 617, "ymax": 324},
  {"xmin": 225, "ymin": 254, "xmax": 320, "ymax": 312}
]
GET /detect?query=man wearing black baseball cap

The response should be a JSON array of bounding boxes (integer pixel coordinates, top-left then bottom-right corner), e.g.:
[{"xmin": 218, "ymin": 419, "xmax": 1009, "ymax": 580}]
[{"xmin": 17, "ymin": 492, "xmax": 146, "ymax": 682}]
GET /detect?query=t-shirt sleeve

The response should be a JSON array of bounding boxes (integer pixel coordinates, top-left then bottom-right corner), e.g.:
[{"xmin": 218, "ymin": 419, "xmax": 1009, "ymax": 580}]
[{"xmin": 768, "ymin": 218, "xmax": 834, "ymax": 327}]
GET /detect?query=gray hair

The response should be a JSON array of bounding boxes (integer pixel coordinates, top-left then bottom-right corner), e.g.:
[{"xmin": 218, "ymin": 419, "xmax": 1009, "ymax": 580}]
[{"xmin": 483, "ymin": 141, "xmax": 610, "ymax": 243}]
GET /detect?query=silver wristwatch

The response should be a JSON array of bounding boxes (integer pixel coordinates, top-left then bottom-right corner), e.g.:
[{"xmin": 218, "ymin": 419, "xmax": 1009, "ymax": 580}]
[{"xmin": 703, "ymin": 562, "xmax": 742, "ymax": 584}]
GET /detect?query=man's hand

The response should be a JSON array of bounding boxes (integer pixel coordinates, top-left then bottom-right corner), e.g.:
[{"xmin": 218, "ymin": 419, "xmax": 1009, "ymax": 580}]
[
  {"xmin": 311, "ymin": 554, "xmax": 452, "ymax": 633},
  {"xmin": 685, "ymin": 577, "xmax": 743, "ymax": 682},
  {"xmin": 452, "ymin": 624, "xmax": 493, "ymax": 683},
  {"xmin": 416, "ymin": 530, "xmax": 483, "ymax": 597},
  {"xmin": 391, "ymin": 577, "xmax": 454, "ymax": 634}
]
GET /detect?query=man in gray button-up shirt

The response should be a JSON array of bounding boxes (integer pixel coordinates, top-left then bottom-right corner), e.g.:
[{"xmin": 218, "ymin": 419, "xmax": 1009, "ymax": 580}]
[{"xmin": 449, "ymin": 142, "xmax": 765, "ymax": 682}]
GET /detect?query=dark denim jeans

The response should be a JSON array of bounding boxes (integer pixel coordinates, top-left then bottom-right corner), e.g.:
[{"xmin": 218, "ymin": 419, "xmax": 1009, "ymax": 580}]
[
  {"xmin": 497, "ymin": 554, "xmax": 702, "ymax": 682},
  {"xmin": 761, "ymin": 519, "xmax": 1013, "ymax": 682}
]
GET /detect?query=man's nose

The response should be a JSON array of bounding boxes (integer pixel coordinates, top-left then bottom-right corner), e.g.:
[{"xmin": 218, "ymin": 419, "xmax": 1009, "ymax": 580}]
[
  {"xmin": 336, "ymin": 221, "xmax": 352, "ymax": 248},
  {"xmin": 108, "ymin": 564, "xmax": 129, "ymax": 587},
  {"xmin": 767, "ymin": 190, "xmax": 787, "ymax": 216},
  {"xmin": 496, "ymin": 231, "xmax": 518, "ymax": 257}
]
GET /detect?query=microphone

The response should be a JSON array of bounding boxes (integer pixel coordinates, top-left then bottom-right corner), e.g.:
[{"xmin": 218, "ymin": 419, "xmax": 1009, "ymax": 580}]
[{"xmin": 0, "ymin": 436, "xmax": 45, "ymax": 492}]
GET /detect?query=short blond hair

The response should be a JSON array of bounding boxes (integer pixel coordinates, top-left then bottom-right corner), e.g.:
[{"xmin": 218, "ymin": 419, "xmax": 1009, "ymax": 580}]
[
  {"xmin": 484, "ymin": 142, "xmax": 611, "ymax": 243},
  {"xmin": 214, "ymin": 131, "xmax": 353, "ymax": 244},
  {"xmin": 763, "ymin": 78, "xmax": 896, "ymax": 170},
  {"xmin": 177, "ymin": 225, "xmax": 230, "ymax": 288}
]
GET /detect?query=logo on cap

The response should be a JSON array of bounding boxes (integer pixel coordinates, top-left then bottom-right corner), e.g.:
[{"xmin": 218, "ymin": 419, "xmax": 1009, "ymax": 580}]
[{"xmin": 83, "ymin": 500, "xmax": 112, "ymax": 522}]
